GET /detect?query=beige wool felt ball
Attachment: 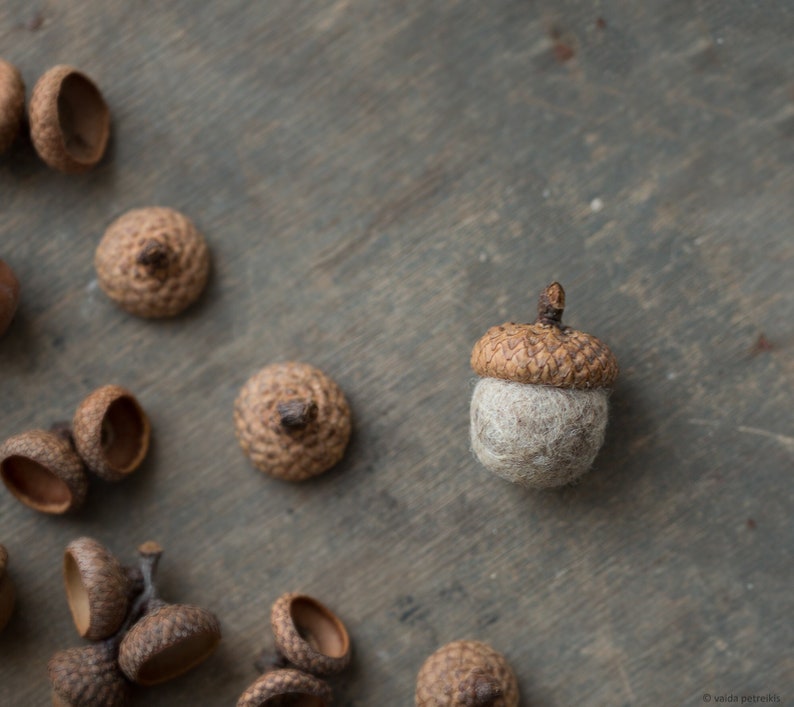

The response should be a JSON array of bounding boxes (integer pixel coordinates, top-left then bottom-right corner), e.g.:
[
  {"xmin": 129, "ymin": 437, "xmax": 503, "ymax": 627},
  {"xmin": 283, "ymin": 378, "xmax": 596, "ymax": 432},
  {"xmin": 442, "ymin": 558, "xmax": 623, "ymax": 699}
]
[{"xmin": 470, "ymin": 282, "xmax": 618, "ymax": 489}]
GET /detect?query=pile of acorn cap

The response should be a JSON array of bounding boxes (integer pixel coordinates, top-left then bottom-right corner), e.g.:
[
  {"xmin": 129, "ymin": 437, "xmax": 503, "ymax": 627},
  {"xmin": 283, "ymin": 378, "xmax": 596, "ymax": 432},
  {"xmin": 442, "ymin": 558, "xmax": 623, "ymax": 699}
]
[
  {"xmin": 236, "ymin": 593, "xmax": 351, "ymax": 706},
  {"xmin": 0, "ymin": 385, "xmax": 149, "ymax": 514},
  {"xmin": 49, "ymin": 537, "xmax": 221, "ymax": 706}
]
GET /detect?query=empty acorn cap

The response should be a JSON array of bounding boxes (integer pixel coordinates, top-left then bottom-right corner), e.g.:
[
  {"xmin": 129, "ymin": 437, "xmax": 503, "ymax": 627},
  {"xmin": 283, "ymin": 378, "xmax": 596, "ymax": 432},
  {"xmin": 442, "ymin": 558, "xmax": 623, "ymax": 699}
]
[
  {"xmin": 0, "ymin": 59, "xmax": 25, "ymax": 154},
  {"xmin": 237, "ymin": 668, "xmax": 333, "ymax": 707},
  {"xmin": 63, "ymin": 537, "xmax": 131, "ymax": 641},
  {"xmin": 94, "ymin": 207, "xmax": 210, "ymax": 318},
  {"xmin": 471, "ymin": 282, "xmax": 618, "ymax": 389},
  {"xmin": 0, "ymin": 544, "xmax": 15, "ymax": 632},
  {"xmin": 49, "ymin": 641, "xmax": 130, "ymax": 707},
  {"xmin": 118, "ymin": 602, "xmax": 221, "ymax": 686},
  {"xmin": 416, "ymin": 640, "xmax": 519, "ymax": 707},
  {"xmin": 29, "ymin": 65, "xmax": 110, "ymax": 173},
  {"xmin": 271, "ymin": 593, "xmax": 351, "ymax": 677},
  {"xmin": 0, "ymin": 259, "xmax": 21, "ymax": 337},
  {"xmin": 234, "ymin": 362, "xmax": 352, "ymax": 481},
  {"xmin": 72, "ymin": 385, "xmax": 150, "ymax": 482},
  {"xmin": 0, "ymin": 429, "xmax": 88, "ymax": 514}
]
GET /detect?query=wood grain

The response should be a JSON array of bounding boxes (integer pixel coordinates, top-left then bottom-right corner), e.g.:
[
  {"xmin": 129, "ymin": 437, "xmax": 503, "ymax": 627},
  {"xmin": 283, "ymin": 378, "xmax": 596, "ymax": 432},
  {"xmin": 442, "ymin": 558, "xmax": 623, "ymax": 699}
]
[{"xmin": 1, "ymin": 1, "xmax": 793, "ymax": 705}]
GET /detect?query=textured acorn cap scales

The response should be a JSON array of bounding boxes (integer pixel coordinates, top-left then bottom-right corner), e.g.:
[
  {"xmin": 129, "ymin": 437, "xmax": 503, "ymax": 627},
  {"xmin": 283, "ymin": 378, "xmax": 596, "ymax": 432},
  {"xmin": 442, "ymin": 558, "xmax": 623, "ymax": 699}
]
[
  {"xmin": 0, "ymin": 258, "xmax": 20, "ymax": 337},
  {"xmin": 94, "ymin": 207, "xmax": 210, "ymax": 318},
  {"xmin": 235, "ymin": 362, "xmax": 352, "ymax": 481},
  {"xmin": 72, "ymin": 385, "xmax": 150, "ymax": 482},
  {"xmin": 0, "ymin": 429, "xmax": 88, "ymax": 513},
  {"xmin": 237, "ymin": 668, "xmax": 333, "ymax": 707},
  {"xmin": 416, "ymin": 640, "xmax": 519, "ymax": 707},
  {"xmin": 48, "ymin": 641, "xmax": 130, "ymax": 707},
  {"xmin": 0, "ymin": 544, "xmax": 15, "ymax": 632},
  {"xmin": 63, "ymin": 537, "xmax": 131, "ymax": 641},
  {"xmin": 29, "ymin": 65, "xmax": 110, "ymax": 173},
  {"xmin": 0, "ymin": 59, "xmax": 25, "ymax": 154},
  {"xmin": 271, "ymin": 592, "xmax": 351, "ymax": 677}
]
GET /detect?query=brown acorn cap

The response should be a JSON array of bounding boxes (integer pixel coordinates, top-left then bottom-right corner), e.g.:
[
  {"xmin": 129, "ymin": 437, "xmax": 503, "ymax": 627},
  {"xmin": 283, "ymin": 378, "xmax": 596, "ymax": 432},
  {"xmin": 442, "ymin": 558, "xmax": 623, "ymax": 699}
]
[
  {"xmin": 118, "ymin": 602, "xmax": 221, "ymax": 686},
  {"xmin": 29, "ymin": 65, "xmax": 109, "ymax": 173},
  {"xmin": 416, "ymin": 640, "xmax": 519, "ymax": 707},
  {"xmin": 271, "ymin": 593, "xmax": 351, "ymax": 677},
  {"xmin": 234, "ymin": 362, "xmax": 352, "ymax": 481},
  {"xmin": 471, "ymin": 282, "xmax": 618, "ymax": 389},
  {"xmin": 72, "ymin": 385, "xmax": 150, "ymax": 482},
  {"xmin": 0, "ymin": 258, "xmax": 20, "ymax": 337},
  {"xmin": 0, "ymin": 429, "xmax": 88, "ymax": 514},
  {"xmin": 0, "ymin": 59, "xmax": 25, "ymax": 154},
  {"xmin": 237, "ymin": 668, "xmax": 333, "ymax": 707},
  {"xmin": 94, "ymin": 207, "xmax": 210, "ymax": 318},
  {"xmin": 0, "ymin": 544, "xmax": 15, "ymax": 632},
  {"xmin": 63, "ymin": 537, "xmax": 131, "ymax": 641},
  {"xmin": 49, "ymin": 641, "xmax": 130, "ymax": 707}
]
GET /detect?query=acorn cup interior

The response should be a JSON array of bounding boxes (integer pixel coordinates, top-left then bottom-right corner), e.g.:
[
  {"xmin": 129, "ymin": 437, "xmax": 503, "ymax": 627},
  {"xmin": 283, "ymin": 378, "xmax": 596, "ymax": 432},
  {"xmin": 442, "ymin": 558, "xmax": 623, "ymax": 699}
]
[
  {"xmin": 0, "ymin": 455, "xmax": 73, "ymax": 512},
  {"xmin": 62, "ymin": 552, "xmax": 91, "ymax": 635},
  {"xmin": 290, "ymin": 597, "xmax": 349, "ymax": 659},
  {"xmin": 56, "ymin": 72, "xmax": 109, "ymax": 164},
  {"xmin": 136, "ymin": 630, "xmax": 221, "ymax": 685},
  {"xmin": 260, "ymin": 695, "xmax": 326, "ymax": 707},
  {"xmin": 101, "ymin": 395, "xmax": 148, "ymax": 472}
]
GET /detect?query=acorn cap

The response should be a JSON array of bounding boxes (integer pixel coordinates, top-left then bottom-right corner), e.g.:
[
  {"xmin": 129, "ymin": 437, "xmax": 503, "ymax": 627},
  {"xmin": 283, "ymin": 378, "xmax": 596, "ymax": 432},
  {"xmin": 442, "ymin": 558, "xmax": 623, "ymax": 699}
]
[
  {"xmin": 234, "ymin": 362, "xmax": 352, "ymax": 481},
  {"xmin": 0, "ymin": 258, "xmax": 20, "ymax": 337},
  {"xmin": 72, "ymin": 385, "xmax": 150, "ymax": 482},
  {"xmin": 0, "ymin": 429, "xmax": 88, "ymax": 513},
  {"xmin": 29, "ymin": 65, "xmax": 109, "ymax": 173},
  {"xmin": 416, "ymin": 640, "xmax": 519, "ymax": 707},
  {"xmin": 471, "ymin": 282, "xmax": 618, "ymax": 389},
  {"xmin": 0, "ymin": 59, "xmax": 25, "ymax": 154},
  {"xmin": 0, "ymin": 544, "xmax": 15, "ymax": 632},
  {"xmin": 63, "ymin": 537, "xmax": 131, "ymax": 641},
  {"xmin": 271, "ymin": 593, "xmax": 351, "ymax": 677},
  {"xmin": 237, "ymin": 669, "xmax": 333, "ymax": 707},
  {"xmin": 49, "ymin": 642, "xmax": 130, "ymax": 707},
  {"xmin": 118, "ymin": 602, "xmax": 221, "ymax": 686},
  {"xmin": 94, "ymin": 207, "xmax": 210, "ymax": 318}
]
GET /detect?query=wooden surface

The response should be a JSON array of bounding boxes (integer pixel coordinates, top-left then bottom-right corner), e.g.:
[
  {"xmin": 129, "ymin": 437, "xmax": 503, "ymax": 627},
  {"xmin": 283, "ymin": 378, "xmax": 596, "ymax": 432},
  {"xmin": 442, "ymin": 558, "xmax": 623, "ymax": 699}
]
[{"xmin": 2, "ymin": 1, "xmax": 793, "ymax": 705}]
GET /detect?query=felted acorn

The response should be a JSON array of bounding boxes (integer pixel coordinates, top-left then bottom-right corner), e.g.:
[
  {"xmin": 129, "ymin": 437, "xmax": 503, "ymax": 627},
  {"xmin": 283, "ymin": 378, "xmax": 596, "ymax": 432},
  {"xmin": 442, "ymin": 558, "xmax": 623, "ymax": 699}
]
[
  {"xmin": 234, "ymin": 362, "xmax": 352, "ymax": 481},
  {"xmin": 270, "ymin": 592, "xmax": 351, "ymax": 677},
  {"xmin": 94, "ymin": 207, "xmax": 210, "ymax": 318},
  {"xmin": 0, "ymin": 59, "xmax": 25, "ymax": 154},
  {"xmin": 0, "ymin": 429, "xmax": 88, "ymax": 513},
  {"xmin": 117, "ymin": 542, "xmax": 221, "ymax": 686},
  {"xmin": 415, "ymin": 640, "xmax": 519, "ymax": 707},
  {"xmin": 237, "ymin": 668, "xmax": 333, "ymax": 707},
  {"xmin": 469, "ymin": 282, "xmax": 618, "ymax": 489},
  {"xmin": 63, "ymin": 537, "xmax": 132, "ymax": 640},
  {"xmin": 29, "ymin": 65, "xmax": 110, "ymax": 173},
  {"xmin": 0, "ymin": 258, "xmax": 20, "ymax": 337},
  {"xmin": 48, "ymin": 641, "xmax": 130, "ymax": 707},
  {"xmin": 72, "ymin": 385, "xmax": 150, "ymax": 482},
  {"xmin": 0, "ymin": 544, "xmax": 15, "ymax": 632}
]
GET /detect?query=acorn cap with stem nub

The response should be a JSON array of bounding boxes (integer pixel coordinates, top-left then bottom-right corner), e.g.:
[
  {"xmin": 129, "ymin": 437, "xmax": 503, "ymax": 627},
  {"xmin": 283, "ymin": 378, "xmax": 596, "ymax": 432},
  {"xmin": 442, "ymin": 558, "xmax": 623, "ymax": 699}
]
[
  {"xmin": 0, "ymin": 59, "xmax": 25, "ymax": 154},
  {"xmin": 0, "ymin": 544, "xmax": 15, "ymax": 632},
  {"xmin": 29, "ymin": 65, "xmax": 110, "ymax": 173},
  {"xmin": 237, "ymin": 668, "xmax": 333, "ymax": 707},
  {"xmin": 94, "ymin": 207, "xmax": 210, "ymax": 318},
  {"xmin": 117, "ymin": 541, "xmax": 222, "ymax": 686},
  {"xmin": 234, "ymin": 362, "xmax": 352, "ymax": 481},
  {"xmin": 63, "ymin": 537, "xmax": 131, "ymax": 641},
  {"xmin": 0, "ymin": 429, "xmax": 88, "ymax": 513},
  {"xmin": 49, "ymin": 641, "xmax": 130, "ymax": 707},
  {"xmin": 416, "ymin": 640, "xmax": 519, "ymax": 707},
  {"xmin": 72, "ymin": 385, "xmax": 150, "ymax": 482},
  {"xmin": 271, "ymin": 592, "xmax": 351, "ymax": 677},
  {"xmin": 471, "ymin": 282, "xmax": 618, "ymax": 389}
]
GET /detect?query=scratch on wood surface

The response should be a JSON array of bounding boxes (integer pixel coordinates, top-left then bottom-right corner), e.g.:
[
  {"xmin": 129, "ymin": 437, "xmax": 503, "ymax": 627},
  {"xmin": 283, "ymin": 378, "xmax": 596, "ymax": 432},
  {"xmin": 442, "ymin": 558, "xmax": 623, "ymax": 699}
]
[
  {"xmin": 736, "ymin": 426, "xmax": 794, "ymax": 451},
  {"xmin": 667, "ymin": 89, "xmax": 737, "ymax": 120}
]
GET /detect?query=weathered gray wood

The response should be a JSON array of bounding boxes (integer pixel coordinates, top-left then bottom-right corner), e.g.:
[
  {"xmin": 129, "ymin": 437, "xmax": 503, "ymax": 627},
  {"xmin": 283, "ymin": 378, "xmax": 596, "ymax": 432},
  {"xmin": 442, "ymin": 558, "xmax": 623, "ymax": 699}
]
[{"xmin": 1, "ymin": 1, "xmax": 793, "ymax": 704}]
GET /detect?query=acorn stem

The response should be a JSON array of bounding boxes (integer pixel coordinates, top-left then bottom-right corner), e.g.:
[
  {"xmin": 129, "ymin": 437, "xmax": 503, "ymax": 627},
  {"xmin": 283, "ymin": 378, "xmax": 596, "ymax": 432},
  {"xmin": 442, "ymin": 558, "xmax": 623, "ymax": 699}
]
[
  {"xmin": 463, "ymin": 673, "xmax": 503, "ymax": 706},
  {"xmin": 537, "ymin": 281, "xmax": 566, "ymax": 327},
  {"xmin": 136, "ymin": 240, "xmax": 172, "ymax": 274},
  {"xmin": 253, "ymin": 648, "xmax": 290, "ymax": 675},
  {"xmin": 277, "ymin": 399, "xmax": 318, "ymax": 429},
  {"xmin": 48, "ymin": 421, "xmax": 75, "ymax": 448},
  {"xmin": 125, "ymin": 541, "xmax": 163, "ymax": 624}
]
